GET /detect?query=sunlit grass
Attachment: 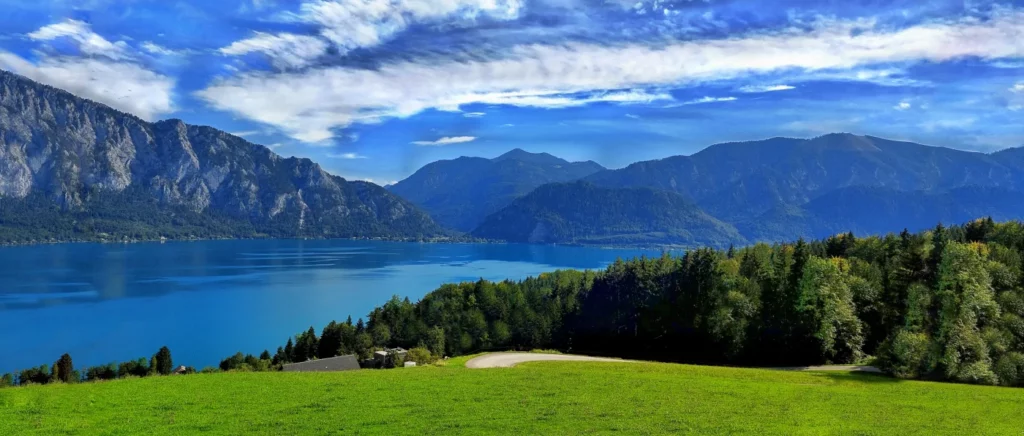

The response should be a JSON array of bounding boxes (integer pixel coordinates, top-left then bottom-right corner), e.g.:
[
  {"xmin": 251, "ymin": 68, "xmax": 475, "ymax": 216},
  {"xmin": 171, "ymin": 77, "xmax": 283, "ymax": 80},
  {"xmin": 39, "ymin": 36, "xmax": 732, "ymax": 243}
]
[{"xmin": 1, "ymin": 360, "xmax": 1021, "ymax": 435}]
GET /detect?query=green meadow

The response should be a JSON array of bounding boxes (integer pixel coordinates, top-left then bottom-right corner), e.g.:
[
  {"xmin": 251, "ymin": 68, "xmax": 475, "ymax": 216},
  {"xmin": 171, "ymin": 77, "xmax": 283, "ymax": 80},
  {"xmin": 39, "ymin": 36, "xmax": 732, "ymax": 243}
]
[{"xmin": 2, "ymin": 358, "xmax": 1022, "ymax": 435}]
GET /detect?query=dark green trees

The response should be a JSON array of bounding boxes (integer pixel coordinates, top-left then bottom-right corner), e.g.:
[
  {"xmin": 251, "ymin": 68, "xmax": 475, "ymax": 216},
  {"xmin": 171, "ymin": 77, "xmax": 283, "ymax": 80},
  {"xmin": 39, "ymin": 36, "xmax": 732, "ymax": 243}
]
[
  {"xmin": 153, "ymin": 346, "xmax": 173, "ymax": 376},
  {"xmin": 54, "ymin": 353, "xmax": 74, "ymax": 383}
]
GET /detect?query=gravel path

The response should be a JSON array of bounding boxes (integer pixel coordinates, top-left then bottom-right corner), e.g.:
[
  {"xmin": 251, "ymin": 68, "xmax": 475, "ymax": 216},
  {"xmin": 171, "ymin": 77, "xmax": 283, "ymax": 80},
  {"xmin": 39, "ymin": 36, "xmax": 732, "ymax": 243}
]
[
  {"xmin": 769, "ymin": 365, "xmax": 883, "ymax": 373},
  {"xmin": 465, "ymin": 353, "xmax": 629, "ymax": 368},
  {"xmin": 464, "ymin": 352, "xmax": 883, "ymax": 373}
]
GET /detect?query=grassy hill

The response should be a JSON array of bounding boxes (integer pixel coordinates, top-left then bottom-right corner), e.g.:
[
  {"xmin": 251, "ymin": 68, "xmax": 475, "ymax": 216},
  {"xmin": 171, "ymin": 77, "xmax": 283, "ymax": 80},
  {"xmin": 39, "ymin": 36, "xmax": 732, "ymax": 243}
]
[{"xmin": 2, "ymin": 358, "xmax": 1022, "ymax": 435}]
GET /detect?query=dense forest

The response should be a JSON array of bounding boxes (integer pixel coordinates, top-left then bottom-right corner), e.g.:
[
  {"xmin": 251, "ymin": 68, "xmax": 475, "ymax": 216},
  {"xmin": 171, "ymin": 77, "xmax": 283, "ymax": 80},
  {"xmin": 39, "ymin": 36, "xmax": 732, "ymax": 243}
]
[
  {"xmin": 261, "ymin": 218, "xmax": 1024, "ymax": 386},
  {"xmin": 6, "ymin": 219, "xmax": 1024, "ymax": 388},
  {"xmin": 471, "ymin": 181, "xmax": 743, "ymax": 248}
]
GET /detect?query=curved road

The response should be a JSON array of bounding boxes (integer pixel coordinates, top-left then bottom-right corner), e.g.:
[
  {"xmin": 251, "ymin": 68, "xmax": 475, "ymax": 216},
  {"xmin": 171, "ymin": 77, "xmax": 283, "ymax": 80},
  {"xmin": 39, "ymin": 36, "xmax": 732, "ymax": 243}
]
[
  {"xmin": 465, "ymin": 353, "xmax": 629, "ymax": 368},
  {"xmin": 464, "ymin": 353, "xmax": 882, "ymax": 373}
]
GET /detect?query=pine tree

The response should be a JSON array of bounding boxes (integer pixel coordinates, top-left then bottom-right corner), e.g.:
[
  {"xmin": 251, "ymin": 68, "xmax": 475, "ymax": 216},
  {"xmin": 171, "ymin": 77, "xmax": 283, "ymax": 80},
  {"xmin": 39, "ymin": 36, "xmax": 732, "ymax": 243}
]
[
  {"xmin": 153, "ymin": 346, "xmax": 173, "ymax": 375},
  {"xmin": 54, "ymin": 354, "xmax": 74, "ymax": 383},
  {"xmin": 284, "ymin": 338, "xmax": 295, "ymax": 363},
  {"xmin": 260, "ymin": 350, "xmax": 271, "ymax": 360}
]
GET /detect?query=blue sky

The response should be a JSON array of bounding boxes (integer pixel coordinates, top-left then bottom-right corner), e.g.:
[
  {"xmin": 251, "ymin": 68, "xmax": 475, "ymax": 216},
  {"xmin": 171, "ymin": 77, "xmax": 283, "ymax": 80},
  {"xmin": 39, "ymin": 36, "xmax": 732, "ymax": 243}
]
[{"xmin": 0, "ymin": 0, "xmax": 1022, "ymax": 184}]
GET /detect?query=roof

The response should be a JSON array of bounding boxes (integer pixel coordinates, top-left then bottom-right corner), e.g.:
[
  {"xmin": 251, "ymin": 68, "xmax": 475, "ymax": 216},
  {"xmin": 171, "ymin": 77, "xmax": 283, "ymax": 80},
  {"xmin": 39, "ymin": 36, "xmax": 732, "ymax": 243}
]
[{"xmin": 282, "ymin": 354, "xmax": 360, "ymax": 372}]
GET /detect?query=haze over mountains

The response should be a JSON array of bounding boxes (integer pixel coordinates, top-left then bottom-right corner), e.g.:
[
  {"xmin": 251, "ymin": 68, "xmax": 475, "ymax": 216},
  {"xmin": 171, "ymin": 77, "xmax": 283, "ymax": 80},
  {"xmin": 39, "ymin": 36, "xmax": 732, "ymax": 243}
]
[
  {"xmin": 0, "ymin": 70, "xmax": 443, "ymax": 243},
  {"xmin": 2, "ymin": 68, "xmax": 1023, "ymax": 247}
]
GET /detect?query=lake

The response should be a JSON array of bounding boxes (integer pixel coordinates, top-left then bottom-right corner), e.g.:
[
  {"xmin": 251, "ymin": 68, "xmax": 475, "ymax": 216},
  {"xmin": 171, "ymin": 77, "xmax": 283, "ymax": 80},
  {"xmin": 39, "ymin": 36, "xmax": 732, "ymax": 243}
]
[{"xmin": 0, "ymin": 240, "xmax": 660, "ymax": 373}]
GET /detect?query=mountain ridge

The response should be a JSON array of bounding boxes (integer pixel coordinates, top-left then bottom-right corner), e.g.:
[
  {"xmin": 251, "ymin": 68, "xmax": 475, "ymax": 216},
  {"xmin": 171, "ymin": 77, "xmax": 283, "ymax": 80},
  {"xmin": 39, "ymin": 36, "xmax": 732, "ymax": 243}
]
[
  {"xmin": 0, "ymin": 69, "xmax": 445, "ymax": 243},
  {"xmin": 387, "ymin": 148, "xmax": 606, "ymax": 231}
]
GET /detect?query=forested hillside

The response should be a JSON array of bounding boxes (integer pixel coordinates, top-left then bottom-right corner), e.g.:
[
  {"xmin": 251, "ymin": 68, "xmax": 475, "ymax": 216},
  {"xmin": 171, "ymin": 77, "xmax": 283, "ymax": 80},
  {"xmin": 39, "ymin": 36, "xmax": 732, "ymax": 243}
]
[
  {"xmin": 256, "ymin": 218, "xmax": 1024, "ymax": 387},
  {"xmin": 471, "ymin": 181, "xmax": 744, "ymax": 247},
  {"xmin": 388, "ymin": 149, "xmax": 605, "ymax": 232}
]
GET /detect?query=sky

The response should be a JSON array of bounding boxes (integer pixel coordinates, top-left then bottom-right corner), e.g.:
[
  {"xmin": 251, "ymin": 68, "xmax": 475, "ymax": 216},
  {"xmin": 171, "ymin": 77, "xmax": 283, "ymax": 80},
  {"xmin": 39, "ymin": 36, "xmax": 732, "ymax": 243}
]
[{"xmin": 0, "ymin": 0, "xmax": 1022, "ymax": 184}]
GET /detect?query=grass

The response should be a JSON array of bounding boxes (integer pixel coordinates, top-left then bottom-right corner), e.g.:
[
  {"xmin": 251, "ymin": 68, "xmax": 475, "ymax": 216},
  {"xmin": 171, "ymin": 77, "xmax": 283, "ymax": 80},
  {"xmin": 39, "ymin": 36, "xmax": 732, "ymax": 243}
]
[{"xmin": 1, "ymin": 359, "xmax": 1023, "ymax": 435}]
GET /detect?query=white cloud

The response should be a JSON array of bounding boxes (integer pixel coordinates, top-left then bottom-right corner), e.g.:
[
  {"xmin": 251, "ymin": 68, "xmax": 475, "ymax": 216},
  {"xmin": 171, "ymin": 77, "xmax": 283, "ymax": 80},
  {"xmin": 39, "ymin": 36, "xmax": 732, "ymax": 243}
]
[
  {"xmin": 231, "ymin": 130, "xmax": 262, "ymax": 137},
  {"xmin": 141, "ymin": 42, "xmax": 182, "ymax": 57},
  {"xmin": 8, "ymin": 20, "xmax": 175, "ymax": 121},
  {"xmin": 463, "ymin": 112, "xmax": 486, "ymax": 117},
  {"xmin": 327, "ymin": 152, "xmax": 368, "ymax": 159},
  {"xmin": 412, "ymin": 136, "xmax": 477, "ymax": 146},
  {"xmin": 895, "ymin": 101, "xmax": 911, "ymax": 110},
  {"xmin": 219, "ymin": 32, "xmax": 329, "ymax": 69},
  {"xmin": 625, "ymin": 113, "xmax": 640, "ymax": 119},
  {"xmin": 198, "ymin": 9, "xmax": 1024, "ymax": 142},
  {"xmin": 1012, "ymin": 83, "xmax": 1024, "ymax": 93},
  {"xmin": 27, "ymin": 19, "xmax": 128, "ymax": 60},
  {"xmin": 0, "ymin": 51, "xmax": 174, "ymax": 121},
  {"xmin": 738, "ymin": 84, "xmax": 795, "ymax": 93},
  {"xmin": 298, "ymin": 0, "xmax": 523, "ymax": 54},
  {"xmin": 673, "ymin": 96, "xmax": 737, "ymax": 106}
]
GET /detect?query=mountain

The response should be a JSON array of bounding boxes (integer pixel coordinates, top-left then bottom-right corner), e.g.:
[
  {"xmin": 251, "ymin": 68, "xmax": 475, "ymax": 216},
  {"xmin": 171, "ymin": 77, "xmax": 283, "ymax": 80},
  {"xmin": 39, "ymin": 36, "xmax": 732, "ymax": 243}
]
[
  {"xmin": 739, "ymin": 186, "xmax": 1024, "ymax": 242},
  {"xmin": 0, "ymin": 70, "xmax": 443, "ymax": 243},
  {"xmin": 585, "ymin": 134, "xmax": 1024, "ymax": 222},
  {"xmin": 388, "ymin": 149, "xmax": 605, "ymax": 232},
  {"xmin": 471, "ymin": 181, "xmax": 744, "ymax": 247}
]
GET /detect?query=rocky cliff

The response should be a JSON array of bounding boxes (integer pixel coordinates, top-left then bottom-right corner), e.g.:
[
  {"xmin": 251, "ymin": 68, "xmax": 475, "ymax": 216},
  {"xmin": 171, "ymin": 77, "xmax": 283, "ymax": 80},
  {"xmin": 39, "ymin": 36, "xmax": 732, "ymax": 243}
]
[{"xmin": 0, "ymin": 69, "xmax": 443, "ymax": 241}]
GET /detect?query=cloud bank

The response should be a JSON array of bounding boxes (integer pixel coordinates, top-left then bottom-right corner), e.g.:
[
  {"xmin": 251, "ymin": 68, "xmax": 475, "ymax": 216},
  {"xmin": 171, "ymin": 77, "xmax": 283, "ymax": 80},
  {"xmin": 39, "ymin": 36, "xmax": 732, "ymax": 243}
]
[{"xmin": 197, "ymin": 9, "xmax": 1024, "ymax": 142}]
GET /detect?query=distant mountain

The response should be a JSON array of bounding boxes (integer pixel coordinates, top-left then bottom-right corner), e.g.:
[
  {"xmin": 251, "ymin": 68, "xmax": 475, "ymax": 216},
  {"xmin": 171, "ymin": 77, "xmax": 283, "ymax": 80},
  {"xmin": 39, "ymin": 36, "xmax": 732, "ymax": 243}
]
[
  {"xmin": 388, "ymin": 149, "xmax": 605, "ymax": 232},
  {"xmin": 0, "ymin": 69, "xmax": 444, "ymax": 243},
  {"xmin": 739, "ymin": 186, "xmax": 1024, "ymax": 242},
  {"xmin": 586, "ymin": 134, "xmax": 1024, "ymax": 222},
  {"xmin": 472, "ymin": 181, "xmax": 744, "ymax": 247}
]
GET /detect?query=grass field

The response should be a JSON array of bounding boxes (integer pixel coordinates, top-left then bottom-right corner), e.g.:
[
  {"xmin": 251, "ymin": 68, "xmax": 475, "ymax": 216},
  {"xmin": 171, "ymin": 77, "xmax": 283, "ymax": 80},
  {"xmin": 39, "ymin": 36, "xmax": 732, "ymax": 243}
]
[{"xmin": 2, "ymin": 357, "xmax": 1023, "ymax": 435}]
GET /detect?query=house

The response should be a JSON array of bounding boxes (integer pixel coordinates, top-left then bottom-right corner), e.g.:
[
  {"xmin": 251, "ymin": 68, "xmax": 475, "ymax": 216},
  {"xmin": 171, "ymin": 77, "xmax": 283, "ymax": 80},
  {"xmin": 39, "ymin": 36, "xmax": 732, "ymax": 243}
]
[
  {"xmin": 373, "ymin": 347, "xmax": 408, "ymax": 365},
  {"xmin": 173, "ymin": 365, "xmax": 188, "ymax": 375},
  {"xmin": 282, "ymin": 354, "xmax": 361, "ymax": 372}
]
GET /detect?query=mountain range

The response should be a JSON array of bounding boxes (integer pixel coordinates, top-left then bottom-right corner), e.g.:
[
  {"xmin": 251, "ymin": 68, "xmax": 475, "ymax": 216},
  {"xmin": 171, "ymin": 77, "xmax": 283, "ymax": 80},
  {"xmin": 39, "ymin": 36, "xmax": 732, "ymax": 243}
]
[
  {"xmin": 0, "ymin": 69, "xmax": 443, "ymax": 244},
  {"xmin": 392, "ymin": 134, "xmax": 1024, "ymax": 246},
  {"xmin": 387, "ymin": 149, "xmax": 605, "ymax": 232},
  {"xmin": 3, "ymin": 67, "xmax": 1023, "ymax": 247}
]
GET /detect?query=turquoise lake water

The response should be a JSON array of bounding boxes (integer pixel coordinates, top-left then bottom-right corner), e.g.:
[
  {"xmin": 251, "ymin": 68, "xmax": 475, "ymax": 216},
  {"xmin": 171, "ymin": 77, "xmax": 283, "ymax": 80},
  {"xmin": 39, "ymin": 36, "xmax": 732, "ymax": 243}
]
[{"xmin": 0, "ymin": 240, "xmax": 660, "ymax": 373}]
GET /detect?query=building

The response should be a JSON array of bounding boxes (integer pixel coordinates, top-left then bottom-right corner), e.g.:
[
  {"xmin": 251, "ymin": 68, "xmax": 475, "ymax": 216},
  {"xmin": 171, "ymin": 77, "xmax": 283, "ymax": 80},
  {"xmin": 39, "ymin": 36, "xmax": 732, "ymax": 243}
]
[
  {"xmin": 373, "ymin": 347, "xmax": 408, "ymax": 365},
  {"xmin": 282, "ymin": 354, "xmax": 361, "ymax": 372}
]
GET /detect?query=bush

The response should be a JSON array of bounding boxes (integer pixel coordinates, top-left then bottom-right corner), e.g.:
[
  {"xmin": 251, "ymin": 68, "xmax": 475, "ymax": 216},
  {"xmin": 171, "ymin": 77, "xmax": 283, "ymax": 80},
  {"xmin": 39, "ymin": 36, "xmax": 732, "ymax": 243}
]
[
  {"xmin": 199, "ymin": 367, "xmax": 221, "ymax": 374},
  {"xmin": 406, "ymin": 347, "xmax": 435, "ymax": 365},
  {"xmin": 883, "ymin": 330, "xmax": 932, "ymax": 379},
  {"xmin": 994, "ymin": 352, "xmax": 1024, "ymax": 387}
]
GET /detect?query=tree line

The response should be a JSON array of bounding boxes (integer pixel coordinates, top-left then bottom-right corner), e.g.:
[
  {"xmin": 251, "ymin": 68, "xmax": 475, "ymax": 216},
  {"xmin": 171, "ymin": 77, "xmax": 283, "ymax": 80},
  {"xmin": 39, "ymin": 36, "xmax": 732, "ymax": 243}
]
[
  {"xmin": 7, "ymin": 218, "xmax": 1024, "ymax": 388},
  {"xmin": 1, "ymin": 346, "xmax": 183, "ymax": 388},
  {"xmin": 249, "ymin": 218, "xmax": 1024, "ymax": 386}
]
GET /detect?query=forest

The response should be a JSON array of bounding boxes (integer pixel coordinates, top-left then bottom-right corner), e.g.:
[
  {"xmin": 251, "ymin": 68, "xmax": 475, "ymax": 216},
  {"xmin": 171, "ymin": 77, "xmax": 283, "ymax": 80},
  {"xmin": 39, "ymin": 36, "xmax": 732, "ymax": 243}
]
[
  {"xmin": 263, "ymin": 218, "xmax": 1024, "ymax": 386},
  {"xmin": 5, "ymin": 219, "xmax": 1024, "ymax": 387}
]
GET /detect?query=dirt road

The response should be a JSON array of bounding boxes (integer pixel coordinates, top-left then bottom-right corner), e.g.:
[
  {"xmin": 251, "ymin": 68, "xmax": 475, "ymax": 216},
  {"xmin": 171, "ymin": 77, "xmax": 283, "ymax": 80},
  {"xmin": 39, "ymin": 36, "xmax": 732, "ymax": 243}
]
[
  {"xmin": 464, "ymin": 353, "xmax": 883, "ymax": 373},
  {"xmin": 465, "ymin": 353, "xmax": 629, "ymax": 368}
]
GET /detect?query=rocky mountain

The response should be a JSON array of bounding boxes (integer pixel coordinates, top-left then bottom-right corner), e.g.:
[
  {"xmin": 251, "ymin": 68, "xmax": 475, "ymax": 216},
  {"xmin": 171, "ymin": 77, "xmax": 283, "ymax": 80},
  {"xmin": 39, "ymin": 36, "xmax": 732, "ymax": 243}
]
[
  {"xmin": 0, "ymin": 69, "xmax": 443, "ymax": 243},
  {"xmin": 471, "ymin": 181, "xmax": 744, "ymax": 247},
  {"xmin": 388, "ymin": 148, "xmax": 605, "ymax": 231}
]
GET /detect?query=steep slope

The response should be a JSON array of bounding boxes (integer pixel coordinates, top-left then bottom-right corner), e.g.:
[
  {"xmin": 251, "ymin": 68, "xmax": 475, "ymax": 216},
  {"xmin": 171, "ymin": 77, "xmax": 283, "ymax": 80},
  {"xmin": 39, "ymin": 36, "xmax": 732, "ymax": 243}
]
[
  {"xmin": 388, "ymin": 149, "xmax": 605, "ymax": 231},
  {"xmin": 472, "ymin": 181, "xmax": 744, "ymax": 247},
  {"xmin": 740, "ymin": 186, "xmax": 1024, "ymax": 241},
  {"xmin": 586, "ymin": 134, "xmax": 1024, "ymax": 221},
  {"xmin": 0, "ymin": 69, "xmax": 443, "ymax": 243}
]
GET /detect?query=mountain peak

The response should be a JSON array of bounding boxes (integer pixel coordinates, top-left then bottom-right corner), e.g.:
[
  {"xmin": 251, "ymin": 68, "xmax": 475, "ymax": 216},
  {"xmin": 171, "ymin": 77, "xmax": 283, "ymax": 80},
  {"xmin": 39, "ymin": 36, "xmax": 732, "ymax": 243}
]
[{"xmin": 493, "ymin": 148, "xmax": 566, "ymax": 165}]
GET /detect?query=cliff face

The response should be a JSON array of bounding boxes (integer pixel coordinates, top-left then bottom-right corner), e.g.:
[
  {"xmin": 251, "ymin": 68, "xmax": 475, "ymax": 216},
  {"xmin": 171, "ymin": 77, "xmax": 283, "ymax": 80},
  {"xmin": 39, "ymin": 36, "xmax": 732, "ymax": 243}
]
[{"xmin": 0, "ymin": 70, "xmax": 442, "ymax": 239}]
